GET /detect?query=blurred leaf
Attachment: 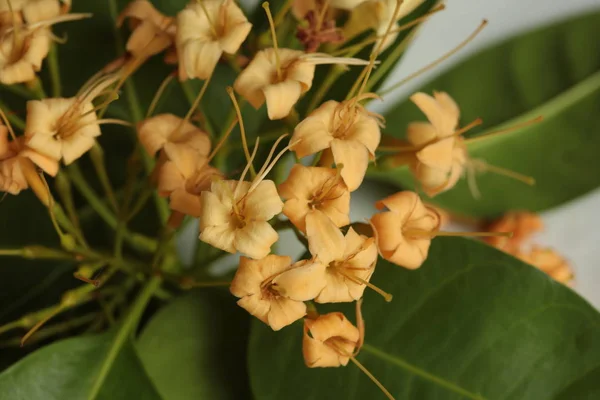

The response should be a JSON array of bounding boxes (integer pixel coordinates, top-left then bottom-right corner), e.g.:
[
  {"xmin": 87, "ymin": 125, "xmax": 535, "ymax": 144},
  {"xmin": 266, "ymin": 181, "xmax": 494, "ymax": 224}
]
[
  {"xmin": 249, "ymin": 237, "xmax": 600, "ymax": 399},
  {"xmin": 0, "ymin": 332, "xmax": 161, "ymax": 400},
  {"xmin": 368, "ymin": 10, "xmax": 600, "ymax": 217},
  {"xmin": 137, "ymin": 289, "xmax": 251, "ymax": 400}
]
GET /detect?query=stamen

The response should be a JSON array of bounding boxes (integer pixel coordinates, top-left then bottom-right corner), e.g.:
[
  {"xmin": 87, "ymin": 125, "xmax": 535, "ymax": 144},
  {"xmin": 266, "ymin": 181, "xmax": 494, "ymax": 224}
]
[
  {"xmin": 255, "ymin": 133, "xmax": 289, "ymax": 179},
  {"xmin": 234, "ymin": 137, "xmax": 261, "ymax": 199},
  {"xmin": 315, "ymin": 0, "xmax": 331, "ymax": 33},
  {"xmin": 403, "ymin": 229, "xmax": 513, "ymax": 239},
  {"xmin": 21, "ymin": 13, "xmax": 92, "ymax": 32},
  {"xmin": 329, "ymin": 341, "xmax": 395, "ymax": 400},
  {"xmin": 353, "ymin": 0, "xmax": 404, "ymax": 103},
  {"xmin": 332, "ymin": 4, "xmax": 446, "ymax": 57},
  {"xmin": 262, "ymin": 2, "xmax": 282, "ymax": 81},
  {"xmin": 379, "ymin": 19, "xmax": 488, "ymax": 97},
  {"xmin": 248, "ymin": 139, "xmax": 298, "ymax": 193},
  {"xmin": 453, "ymin": 118, "xmax": 483, "ymax": 137},
  {"xmin": 472, "ymin": 160, "xmax": 536, "ymax": 185},
  {"xmin": 147, "ymin": 73, "xmax": 175, "ymax": 117},
  {"xmin": 226, "ymin": 87, "xmax": 256, "ymax": 177},
  {"xmin": 335, "ymin": 267, "xmax": 393, "ymax": 302},
  {"xmin": 349, "ymin": 357, "xmax": 395, "ymax": 400},
  {"xmin": 464, "ymin": 116, "xmax": 543, "ymax": 145},
  {"xmin": 73, "ymin": 273, "xmax": 100, "ymax": 287}
]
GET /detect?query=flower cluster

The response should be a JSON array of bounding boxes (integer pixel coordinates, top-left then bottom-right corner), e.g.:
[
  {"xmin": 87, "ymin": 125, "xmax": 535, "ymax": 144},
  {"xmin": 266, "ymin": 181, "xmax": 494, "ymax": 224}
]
[{"xmin": 0, "ymin": 0, "xmax": 546, "ymax": 397}]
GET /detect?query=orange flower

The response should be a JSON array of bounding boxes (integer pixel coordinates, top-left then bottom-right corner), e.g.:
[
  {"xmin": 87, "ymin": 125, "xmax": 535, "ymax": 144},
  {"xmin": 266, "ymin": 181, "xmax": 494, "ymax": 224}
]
[
  {"xmin": 117, "ymin": 0, "xmax": 176, "ymax": 59},
  {"xmin": 199, "ymin": 178, "xmax": 283, "ymax": 259},
  {"xmin": 137, "ymin": 113, "xmax": 211, "ymax": 159},
  {"xmin": 303, "ymin": 312, "xmax": 360, "ymax": 367},
  {"xmin": 290, "ymin": 99, "xmax": 381, "ymax": 191},
  {"xmin": 0, "ymin": 121, "xmax": 59, "ymax": 195},
  {"xmin": 370, "ymin": 190, "xmax": 440, "ymax": 269},
  {"xmin": 405, "ymin": 91, "xmax": 468, "ymax": 197},
  {"xmin": 483, "ymin": 211, "xmax": 543, "ymax": 253},
  {"xmin": 176, "ymin": 0, "xmax": 251, "ymax": 80},
  {"xmin": 314, "ymin": 227, "xmax": 378, "ymax": 303},
  {"xmin": 517, "ymin": 246, "xmax": 574, "ymax": 285},
  {"xmin": 278, "ymin": 164, "xmax": 350, "ymax": 232},
  {"xmin": 230, "ymin": 255, "xmax": 307, "ymax": 331},
  {"xmin": 24, "ymin": 74, "xmax": 118, "ymax": 165}
]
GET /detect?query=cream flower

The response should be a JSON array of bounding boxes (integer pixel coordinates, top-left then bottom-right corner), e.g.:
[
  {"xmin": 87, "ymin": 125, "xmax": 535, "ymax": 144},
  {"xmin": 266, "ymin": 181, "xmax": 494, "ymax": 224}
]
[
  {"xmin": 370, "ymin": 190, "xmax": 440, "ymax": 269},
  {"xmin": 303, "ymin": 312, "xmax": 360, "ymax": 368},
  {"xmin": 177, "ymin": 0, "xmax": 251, "ymax": 80},
  {"xmin": 0, "ymin": 0, "xmax": 68, "ymax": 23},
  {"xmin": 234, "ymin": 48, "xmax": 314, "ymax": 120},
  {"xmin": 517, "ymin": 247, "xmax": 573, "ymax": 285},
  {"xmin": 271, "ymin": 259, "xmax": 328, "ymax": 301},
  {"xmin": 290, "ymin": 100, "xmax": 381, "ymax": 191},
  {"xmin": 199, "ymin": 179, "xmax": 283, "ymax": 259},
  {"xmin": 344, "ymin": 0, "xmax": 424, "ymax": 50},
  {"xmin": 278, "ymin": 164, "xmax": 350, "ymax": 232},
  {"xmin": 230, "ymin": 255, "xmax": 307, "ymax": 331},
  {"xmin": 157, "ymin": 158, "xmax": 221, "ymax": 218},
  {"xmin": 315, "ymin": 227, "xmax": 378, "ymax": 303},
  {"xmin": 0, "ymin": 26, "xmax": 50, "ymax": 85},
  {"xmin": 117, "ymin": 0, "xmax": 176, "ymax": 58},
  {"xmin": 483, "ymin": 211, "xmax": 543, "ymax": 254},
  {"xmin": 405, "ymin": 91, "xmax": 467, "ymax": 197},
  {"xmin": 137, "ymin": 113, "xmax": 211, "ymax": 159},
  {"xmin": 0, "ymin": 122, "xmax": 59, "ymax": 194},
  {"xmin": 24, "ymin": 75, "xmax": 117, "ymax": 164}
]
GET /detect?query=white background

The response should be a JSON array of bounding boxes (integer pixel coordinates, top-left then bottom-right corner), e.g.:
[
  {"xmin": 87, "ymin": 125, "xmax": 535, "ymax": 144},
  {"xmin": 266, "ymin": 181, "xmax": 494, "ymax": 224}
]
[{"xmin": 187, "ymin": 0, "xmax": 600, "ymax": 308}]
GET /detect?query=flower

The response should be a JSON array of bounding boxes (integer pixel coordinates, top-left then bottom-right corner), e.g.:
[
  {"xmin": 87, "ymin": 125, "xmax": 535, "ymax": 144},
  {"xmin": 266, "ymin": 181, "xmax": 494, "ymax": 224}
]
[
  {"xmin": 117, "ymin": 0, "xmax": 176, "ymax": 59},
  {"xmin": 483, "ymin": 211, "xmax": 543, "ymax": 254},
  {"xmin": 157, "ymin": 157, "xmax": 221, "ymax": 218},
  {"xmin": 24, "ymin": 74, "xmax": 118, "ymax": 164},
  {"xmin": 370, "ymin": 190, "xmax": 440, "ymax": 269},
  {"xmin": 406, "ymin": 91, "xmax": 467, "ymax": 197},
  {"xmin": 176, "ymin": 0, "xmax": 251, "ymax": 80},
  {"xmin": 199, "ymin": 179, "xmax": 283, "ymax": 259},
  {"xmin": 0, "ymin": 24, "xmax": 50, "ymax": 85},
  {"xmin": 0, "ymin": 122, "xmax": 59, "ymax": 194},
  {"xmin": 137, "ymin": 113, "xmax": 211, "ymax": 159},
  {"xmin": 1, "ymin": 0, "xmax": 69, "ymax": 24},
  {"xmin": 230, "ymin": 254, "xmax": 307, "ymax": 331},
  {"xmin": 234, "ymin": 48, "xmax": 314, "ymax": 120},
  {"xmin": 295, "ymin": 1, "xmax": 344, "ymax": 52},
  {"xmin": 517, "ymin": 246, "xmax": 574, "ymax": 285},
  {"xmin": 278, "ymin": 164, "xmax": 350, "ymax": 233},
  {"xmin": 303, "ymin": 312, "xmax": 360, "ymax": 367},
  {"xmin": 344, "ymin": 0, "xmax": 424, "ymax": 50},
  {"xmin": 290, "ymin": 99, "xmax": 381, "ymax": 191},
  {"xmin": 315, "ymin": 227, "xmax": 378, "ymax": 303}
]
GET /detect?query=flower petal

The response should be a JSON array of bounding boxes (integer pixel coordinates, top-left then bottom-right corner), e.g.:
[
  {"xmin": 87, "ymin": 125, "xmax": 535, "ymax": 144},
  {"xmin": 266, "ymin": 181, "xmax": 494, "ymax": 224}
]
[
  {"xmin": 306, "ymin": 210, "xmax": 345, "ymax": 264},
  {"xmin": 234, "ymin": 221, "xmax": 278, "ymax": 259},
  {"xmin": 331, "ymin": 138, "xmax": 369, "ymax": 191}
]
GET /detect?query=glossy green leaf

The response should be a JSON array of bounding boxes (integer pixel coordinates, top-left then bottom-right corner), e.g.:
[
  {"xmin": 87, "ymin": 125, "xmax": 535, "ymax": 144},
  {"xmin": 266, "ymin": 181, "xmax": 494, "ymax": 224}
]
[
  {"xmin": 137, "ymin": 289, "xmax": 251, "ymax": 400},
  {"xmin": 368, "ymin": 10, "xmax": 600, "ymax": 217},
  {"xmin": 249, "ymin": 237, "xmax": 600, "ymax": 399},
  {"xmin": 0, "ymin": 332, "xmax": 161, "ymax": 400}
]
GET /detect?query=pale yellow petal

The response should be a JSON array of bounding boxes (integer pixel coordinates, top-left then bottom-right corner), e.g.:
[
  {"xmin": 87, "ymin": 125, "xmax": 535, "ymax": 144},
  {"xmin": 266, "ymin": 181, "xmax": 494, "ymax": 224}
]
[
  {"xmin": 306, "ymin": 210, "xmax": 345, "ymax": 264},
  {"xmin": 330, "ymin": 138, "xmax": 369, "ymax": 191},
  {"xmin": 272, "ymin": 261, "xmax": 327, "ymax": 301},
  {"xmin": 234, "ymin": 221, "xmax": 278, "ymax": 259},
  {"xmin": 243, "ymin": 180, "xmax": 283, "ymax": 221},
  {"xmin": 268, "ymin": 297, "xmax": 306, "ymax": 331},
  {"xmin": 199, "ymin": 223, "xmax": 236, "ymax": 254}
]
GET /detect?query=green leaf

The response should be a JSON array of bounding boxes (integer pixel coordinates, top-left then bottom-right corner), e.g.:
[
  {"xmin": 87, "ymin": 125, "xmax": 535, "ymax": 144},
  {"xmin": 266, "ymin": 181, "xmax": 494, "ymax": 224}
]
[
  {"xmin": 368, "ymin": 10, "xmax": 600, "ymax": 217},
  {"xmin": 0, "ymin": 332, "xmax": 161, "ymax": 400},
  {"xmin": 249, "ymin": 237, "xmax": 600, "ymax": 399},
  {"xmin": 137, "ymin": 289, "xmax": 251, "ymax": 400}
]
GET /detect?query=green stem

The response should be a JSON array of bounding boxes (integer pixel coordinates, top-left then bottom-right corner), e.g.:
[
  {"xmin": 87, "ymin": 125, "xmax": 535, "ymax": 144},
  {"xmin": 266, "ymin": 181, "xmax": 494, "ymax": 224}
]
[
  {"xmin": 29, "ymin": 77, "xmax": 47, "ymax": 99},
  {"xmin": 66, "ymin": 165, "xmax": 157, "ymax": 253},
  {"xmin": 89, "ymin": 144, "xmax": 119, "ymax": 212},
  {"xmin": 48, "ymin": 43, "xmax": 62, "ymax": 97},
  {"xmin": 86, "ymin": 275, "xmax": 162, "ymax": 400},
  {"xmin": 2, "ymin": 83, "xmax": 35, "ymax": 99},
  {"xmin": 181, "ymin": 81, "xmax": 215, "ymax": 137}
]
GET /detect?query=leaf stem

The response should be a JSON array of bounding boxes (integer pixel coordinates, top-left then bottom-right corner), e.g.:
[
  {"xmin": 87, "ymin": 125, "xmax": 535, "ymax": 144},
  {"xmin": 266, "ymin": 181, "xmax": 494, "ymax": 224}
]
[{"xmin": 86, "ymin": 274, "xmax": 162, "ymax": 400}]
